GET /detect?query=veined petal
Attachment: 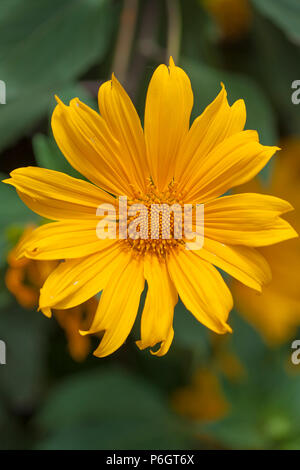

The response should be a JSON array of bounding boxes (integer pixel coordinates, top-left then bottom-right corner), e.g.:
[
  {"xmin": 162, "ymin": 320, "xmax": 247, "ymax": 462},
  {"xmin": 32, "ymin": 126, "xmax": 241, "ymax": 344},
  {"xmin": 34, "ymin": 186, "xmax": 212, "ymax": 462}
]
[
  {"xmin": 167, "ymin": 248, "xmax": 233, "ymax": 334},
  {"xmin": 98, "ymin": 75, "xmax": 148, "ymax": 192},
  {"xmin": 3, "ymin": 167, "xmax": 115, "ymax": 220},
  {"xmin": 84, "ymin": 255, "xmax": 144, "ymax": 358},
  {"xmin": 136, "ymin": 255, "xmax": 178, "ymax": 356},
  {"xmin": 204, "ymin": 193, "xmax": 298, "ymax": 246},
  {"xmin": 183, "ymin": 130, "xmax": 278, "ymax": 202},
  {"xmin": 144, "ymin": 57, "xmax": 193, "ymax": 191},
  {"xmin": 39, "ymin": 242, "xmax": 122, "ymax": 315},
  {"xmin": 52, "ymin": 97, "xmax": 134, "ymax": 196},
  {"xmin": 175, "ymin": 85, "xmax": 246, "ymax": 184},
  {"xmin": 15, "ymin": 220, "xmax": 112, "ymax": 260},
  {"xmin": 196, "ymin": 237, "xmax": 272, "ymax": 292}
]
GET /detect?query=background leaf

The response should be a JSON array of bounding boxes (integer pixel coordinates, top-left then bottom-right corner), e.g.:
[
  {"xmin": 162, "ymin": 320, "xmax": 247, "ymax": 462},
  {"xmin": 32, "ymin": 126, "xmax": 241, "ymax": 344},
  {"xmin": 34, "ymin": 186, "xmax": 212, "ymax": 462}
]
[
  {"xmin": 251, "ymin": 0, "xmax": 300, "ymax": 42},
  {"xmin": 35, "ymin": 367, "xmax": 192, "ymax": 449},
  {"xmin": 0, "ymin": 0, "xmax": 116, "ymax": 152}
]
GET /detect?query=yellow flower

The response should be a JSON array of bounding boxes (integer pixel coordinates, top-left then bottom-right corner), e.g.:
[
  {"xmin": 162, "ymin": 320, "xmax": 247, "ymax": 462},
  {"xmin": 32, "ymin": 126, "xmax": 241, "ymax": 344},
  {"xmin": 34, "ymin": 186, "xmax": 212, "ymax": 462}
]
[
  {"xmin": 54, "ymin": 297, "xmax": 97, "ymax": 362},
  {"xmin": 5, "ymin": 226, "xmax": 95, "ymax": 361},
  {"xmin": 5, "ymin": 226, "xmax": 56, "ymax": 309},
  {"xmin": 3, "ymin": 59, "xmax": 296, "ymax": 358},
  {"xmin": 232, "ymin": 138, "xmax": 300, "ymax": 345},
  {"xmin": 172, "ymin": 369, "xmax": 229, "ymax": 422},
  {"xmin": 201, "ymin": 0, "xmax": 252, "ymax": 41},
  {"xmin": 210, "ymin": 334, "xmax": 246, "ymax": 381}
]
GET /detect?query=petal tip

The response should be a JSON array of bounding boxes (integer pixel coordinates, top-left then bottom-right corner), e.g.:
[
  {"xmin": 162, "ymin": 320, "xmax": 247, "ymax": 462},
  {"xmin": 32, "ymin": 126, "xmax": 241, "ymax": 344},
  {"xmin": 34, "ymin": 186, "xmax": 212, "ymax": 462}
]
[
  {"xmin": 1, "ymin": 178, "xmax": 11, "ymax": 185},
  {"xmin": 169, "ymin": 56, "xmax": 175, "ymax": 67}
]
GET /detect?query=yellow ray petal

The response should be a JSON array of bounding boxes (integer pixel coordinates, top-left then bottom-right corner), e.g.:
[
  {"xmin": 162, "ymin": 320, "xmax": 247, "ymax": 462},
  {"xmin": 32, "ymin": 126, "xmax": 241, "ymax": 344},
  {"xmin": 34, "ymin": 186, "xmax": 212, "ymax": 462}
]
[
  {"xmin": 183, "ymin": 130, "xmax": 278, "ymax": 202},
  {"xmin": 98, "ymin": 75, "xmax": 148, "ymax": 192},
  {"xmin": 84, "ymin": 255, "xmax": 144, "ymax": 358},
  {"xmin": 39, "ymin": 241, "xmax": 122, "ymax": 313},
  {"xmin": 204, "ymin": 193, "xmax": 298, "ymax": 246},
  {"xmin": 52, "ymin": 97, "xmax": 133, "ymax": 196},
  {"xmin": 196, "ymin": 237, "xmax": 271, "ymax": 292},
  {"xmin": 136, "ymin": 254, "xmax": 178, "ymax": 356},
  {"xmin": 175, "ymin": 84, "xmax": 246, "ymax": 184},
  {"xmin": 15, "ymin": 220, "xmax": 113, "ymax": 260},
  {"xmin": 3, "ymin": 167, "xmax": 115, "ymax": 220},
  {"xmin": 167, "ymin": 248, "xmax": 233, "ymax": 334},
  {"xmin": 144, "ymin": 57, "xmax": 193, "ymax": 191}
]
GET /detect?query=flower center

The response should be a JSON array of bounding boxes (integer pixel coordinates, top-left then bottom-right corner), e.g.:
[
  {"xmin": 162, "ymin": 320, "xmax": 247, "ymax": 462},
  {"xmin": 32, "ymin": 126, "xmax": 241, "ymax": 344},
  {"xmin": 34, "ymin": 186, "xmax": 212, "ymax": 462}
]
[{"xmin": 123, "ymin": 180, "xmax": 186, "ymax": 258}]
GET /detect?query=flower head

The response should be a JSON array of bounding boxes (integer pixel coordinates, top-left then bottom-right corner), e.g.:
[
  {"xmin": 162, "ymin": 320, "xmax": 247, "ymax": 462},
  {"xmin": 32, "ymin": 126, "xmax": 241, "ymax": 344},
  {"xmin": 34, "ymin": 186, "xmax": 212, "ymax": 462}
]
[
  {"xmin": 3, "ymin": 59, "xmax": 297, "ymax": 358},
  {"xmin": 172, "ymin": 368, "xmax": 229, "ymax": 422},
  {"xmin": 201, "ymin": 0, "xmax": 252, "ymax": 41}
]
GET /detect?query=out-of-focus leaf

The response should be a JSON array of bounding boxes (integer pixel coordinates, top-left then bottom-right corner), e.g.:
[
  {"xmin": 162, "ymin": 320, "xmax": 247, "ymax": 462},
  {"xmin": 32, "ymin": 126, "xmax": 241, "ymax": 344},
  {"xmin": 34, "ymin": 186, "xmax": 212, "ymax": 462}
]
[
  {"xmin": 0, "ymin": 303, "xmax": 49, "ymax": 410},
  {"xmin": 0, "ymin": 0, "xmax": 116, "ymax": 151},
  {"xmin": 33, "ymin": 134, "xmax": 81, "ymax": 178},
  {"xmin": 203, "ymin": 367, "xmax": 300, "ymax": 449},
  {"xmin": 0, "ymin": 173, "xmax": 37, "ymax": 229},
  {"xmin": 36, "ymin": 419, "xmax": 191, "ymax": 451},
  {"xmin": 0, "ymin": 401, "xmax": 26, "ymax": 450},
  {"xmin": 182, "ymin": 58, "xmax": 278, "ymax": 146},
  {"xmin": 0, "ymin": 173, "xmax": 38, "ymax": 264},
  {"xmin": 35, "ymin": 368, "xmax": 192, "ymax": 450},
  {"xmin": 200, "ymin": 316, "xmax": 300, "ymax": 449},
  {"xmin": 251, "ymin": 16, "xmax": 300, "ymax": 137},
  {"xmin": 251, "ymin": 0, "xmax": 300, "ymax": 43},
  {"xmin": 173, "ymin": 300, "xmax": 210, "ymax": 358}
]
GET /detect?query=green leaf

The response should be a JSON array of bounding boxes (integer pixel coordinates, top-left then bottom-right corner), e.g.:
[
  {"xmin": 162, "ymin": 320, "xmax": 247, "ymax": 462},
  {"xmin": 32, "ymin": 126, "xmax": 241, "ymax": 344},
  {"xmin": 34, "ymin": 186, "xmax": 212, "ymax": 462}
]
[
  {"xmin": 251, "ymin": 0, "xmax": 300, "ymax": 42},
  {"xmin": 251, "ymin": 15, "xmax": 300, "ymax": 137},
  {"xmin": 0, "ymin": 0, "xmax": 116, "ymax": 151},
  {"xmin": 33, "ymin": 134, "xmax": 81, "ymax": 178},
  {"xmin": 35, "ymin": 367, "xmax": 192, "ymax": 450},
  {"xmin": 0, "ymin": 173, "xmax": 39, "ymax": 263},
  {"xmin": 173, "ymin": 300, "xmax": 210, "ymax": 357},
  {"xmin": 200, "ymin": 318, "xmax": 300, "ymax": 449},
  {"xmin": 0, "ymin": 303, "xmax": 49, "ymax": 409}
]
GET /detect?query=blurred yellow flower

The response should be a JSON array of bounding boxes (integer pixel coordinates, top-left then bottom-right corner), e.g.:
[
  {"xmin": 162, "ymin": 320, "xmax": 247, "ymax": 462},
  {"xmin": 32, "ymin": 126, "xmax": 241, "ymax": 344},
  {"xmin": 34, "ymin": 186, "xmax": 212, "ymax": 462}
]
[
  {"xmin": 5, "ymin": 227, "xmax": 95, "ymax": 361},
  {"xmin": 201, "ymin": 0, "xmax": 252, "ymax": 40},
  {"xmin": 211, "ymin": 334, "xmax": 246, "ymax": 381},
  {"xmin": 172, "ymin": 369, "xmax": 229, "ymax": 421},
  {"xmin": 3, "ymin": 59, "xmax": 296, "ymax": 358},
  {"xmin": 232, "ymin": 138, "xmax": 300, "ymax": 345}
]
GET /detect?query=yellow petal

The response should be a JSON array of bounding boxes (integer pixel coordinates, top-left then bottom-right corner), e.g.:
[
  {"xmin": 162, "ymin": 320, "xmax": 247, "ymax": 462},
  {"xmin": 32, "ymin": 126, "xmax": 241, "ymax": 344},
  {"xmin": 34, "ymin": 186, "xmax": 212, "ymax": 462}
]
[
  {"xmin": 196, "ymin": 237, "xmax": 271, "ymax": 292},
  {"xmin": 204, "ymin": 193, "xmax": 298, "ymax": 246},
  {"xmin": 85, "ymin": 255, "xmax": 144, "ymax": 358},
  {"xmin": 98, "ymin": 75, "xmax": 148, "ymax": 192},
  {"xmin": 15, "ymin": 220, "xmax": 112, "ymax": 260},
  {"xmin": 39, "ymin": 242, "xmax": 122, "ymax": 313},
  {"xmin": 144, "ymin": 57, "xmax": 193, "ymax": 191},
  {"xmin": 136, "ymin": 254, "xmax": 178, "ymax": 356},
  {"xmin": 3, "ymin": 167, "xmax": 115, "ymax": 220},
  {"xmin": 183, "ymin": 130, "xmax": 278, "ymax": 202},
  {"xmin": 167, "ymin": 248, "xmax": 233, "ymax": 334},
  {"xmin": 52, "ymin": 97, "xmax": 133, "ymax": 196},
  {"xmin": 175, "ymin": 84, "xmax": 246, "ymax": 184}
]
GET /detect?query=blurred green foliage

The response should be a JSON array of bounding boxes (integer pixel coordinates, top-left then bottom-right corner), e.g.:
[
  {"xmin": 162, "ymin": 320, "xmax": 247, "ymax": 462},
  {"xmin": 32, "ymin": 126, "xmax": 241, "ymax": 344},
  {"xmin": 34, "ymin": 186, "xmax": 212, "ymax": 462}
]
[{"xmin": 0, "ymin": 0, "xmax": 299, "ymax": 450}]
